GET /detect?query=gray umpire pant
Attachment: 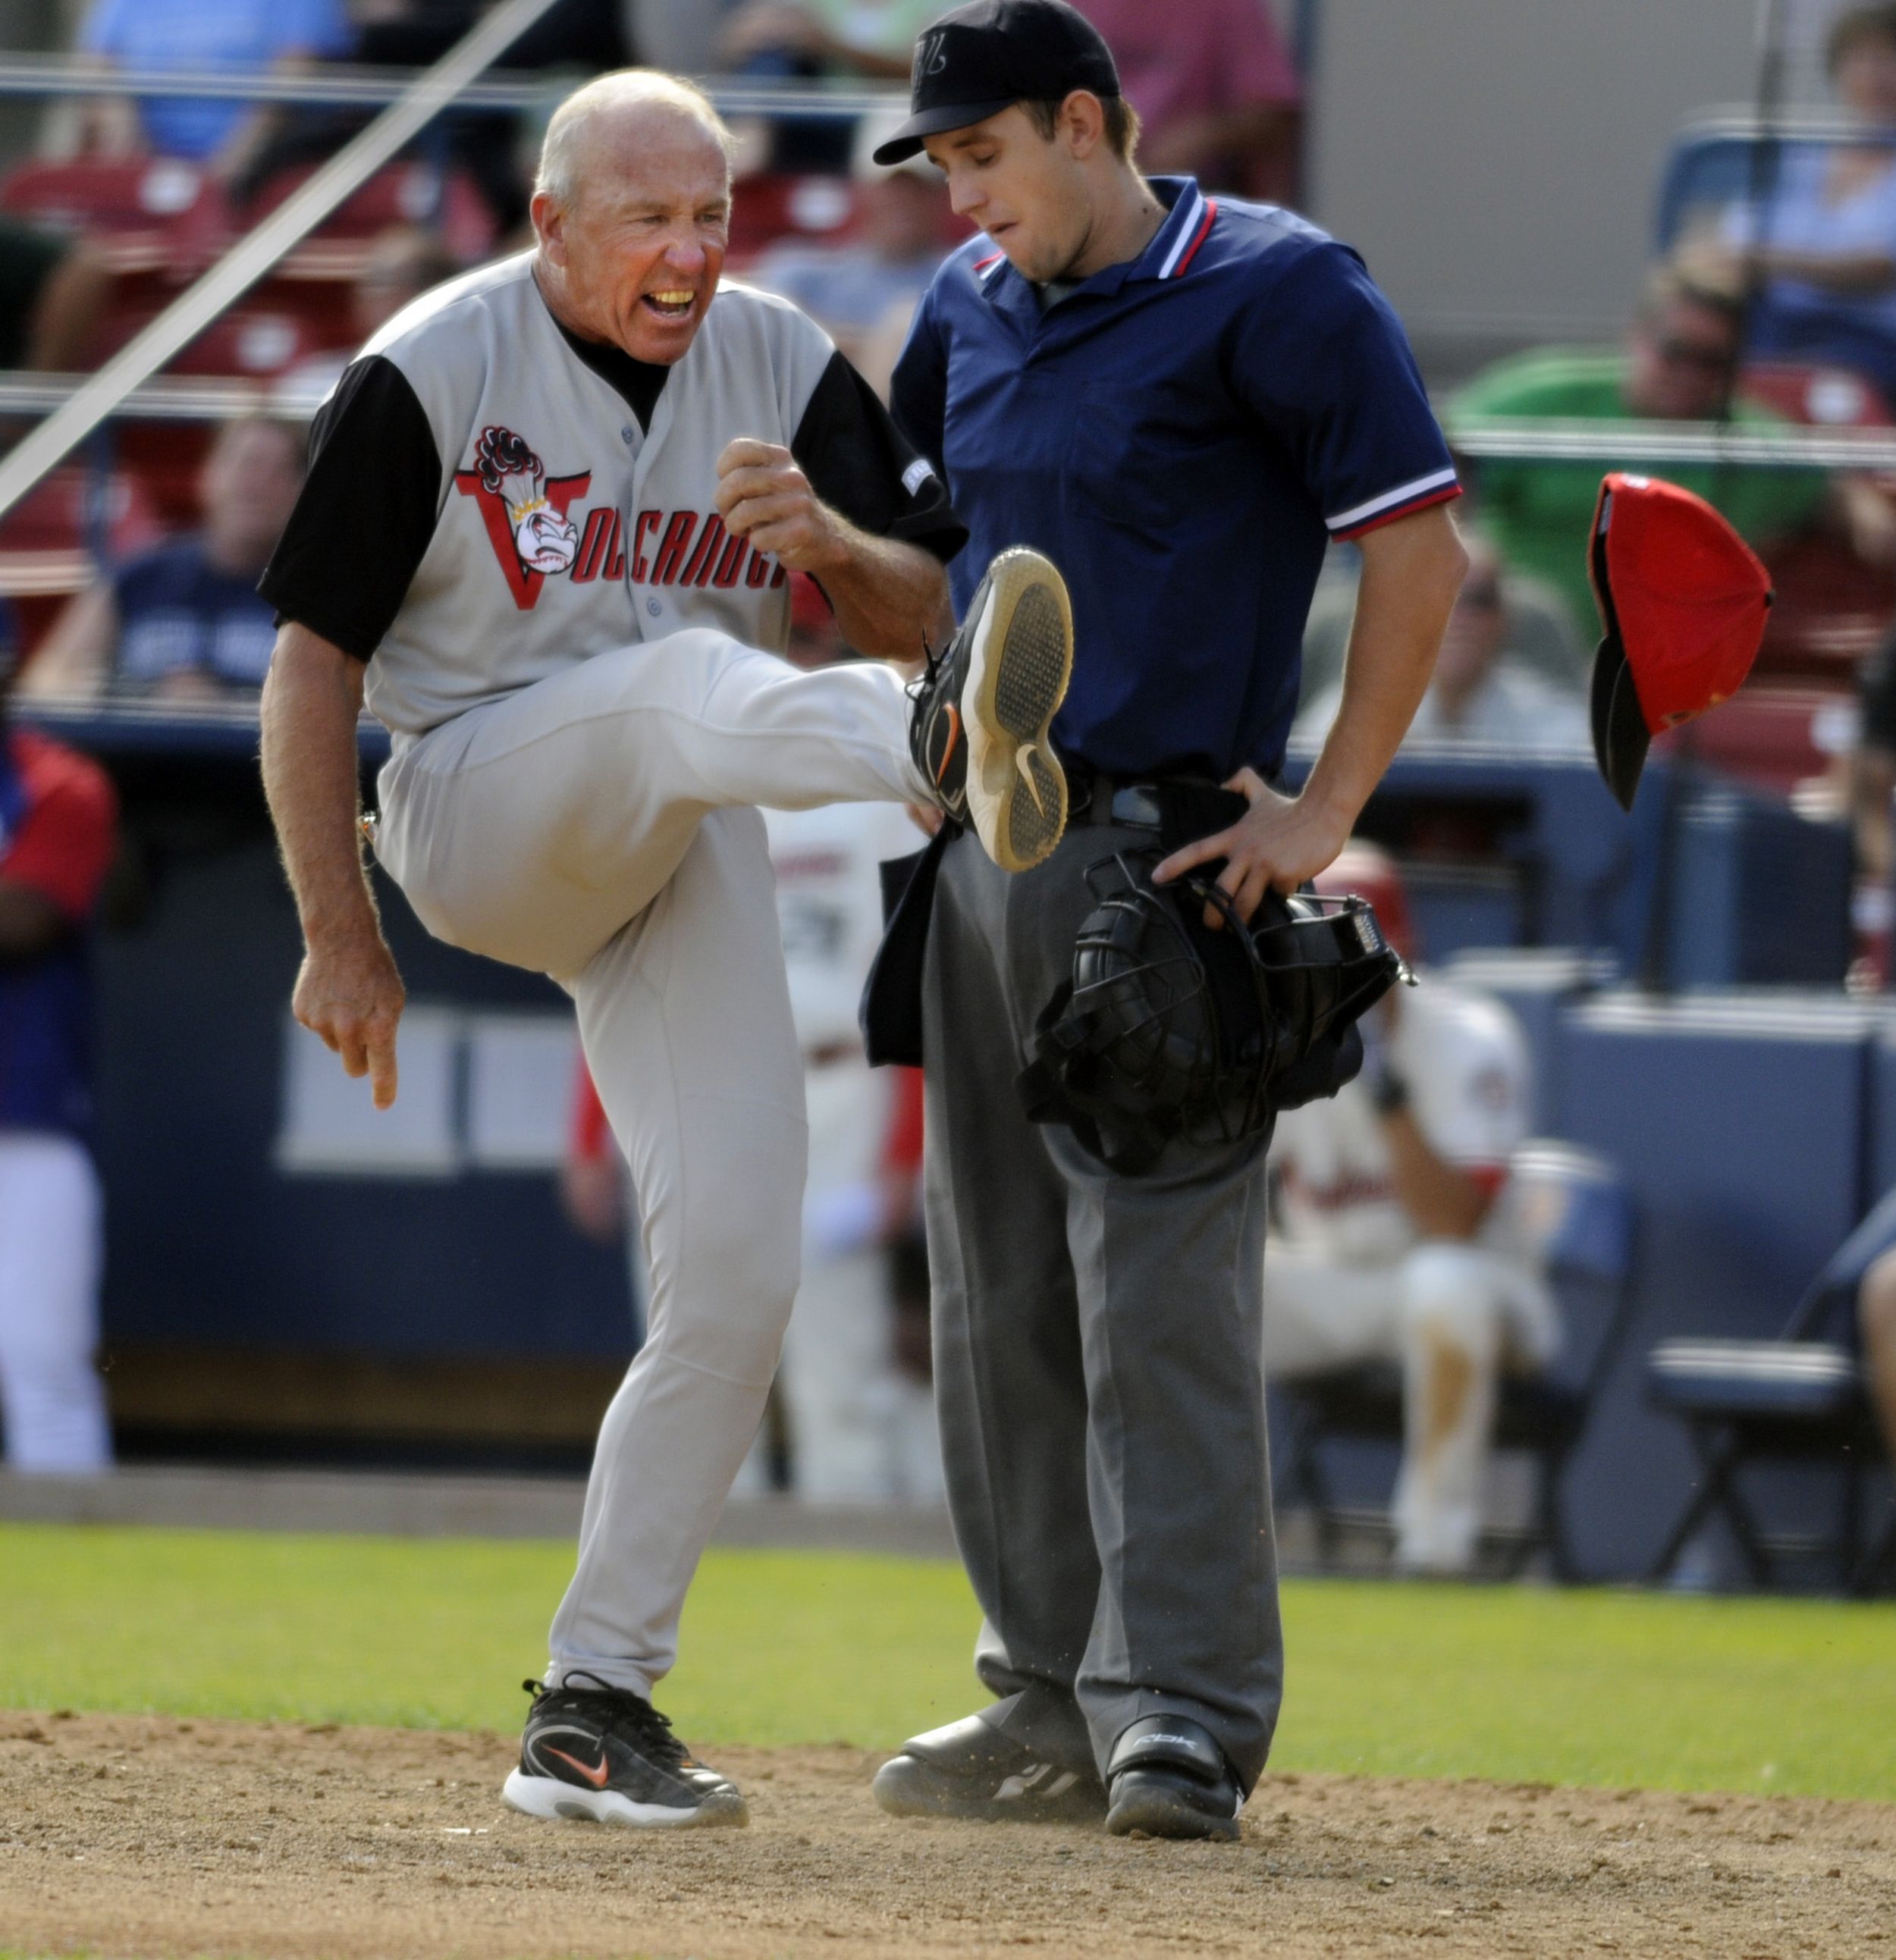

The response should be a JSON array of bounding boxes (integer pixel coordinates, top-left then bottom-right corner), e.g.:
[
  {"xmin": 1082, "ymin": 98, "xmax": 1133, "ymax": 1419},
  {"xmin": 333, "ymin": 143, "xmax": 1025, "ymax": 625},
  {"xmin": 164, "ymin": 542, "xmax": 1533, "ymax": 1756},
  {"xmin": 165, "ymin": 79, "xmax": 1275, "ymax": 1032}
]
[{"xmin": 921, "ymin": 821, "xmax": 1284, "ymax": 1792}]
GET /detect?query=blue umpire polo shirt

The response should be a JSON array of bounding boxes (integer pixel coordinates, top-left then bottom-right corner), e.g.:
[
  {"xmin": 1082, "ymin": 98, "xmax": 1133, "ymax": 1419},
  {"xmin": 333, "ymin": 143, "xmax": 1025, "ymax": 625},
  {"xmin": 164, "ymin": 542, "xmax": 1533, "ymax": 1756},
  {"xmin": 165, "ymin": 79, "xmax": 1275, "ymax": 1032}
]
[{"xmin": 892, "ymin": 177, "xmax": 1461, "ymax": 782}]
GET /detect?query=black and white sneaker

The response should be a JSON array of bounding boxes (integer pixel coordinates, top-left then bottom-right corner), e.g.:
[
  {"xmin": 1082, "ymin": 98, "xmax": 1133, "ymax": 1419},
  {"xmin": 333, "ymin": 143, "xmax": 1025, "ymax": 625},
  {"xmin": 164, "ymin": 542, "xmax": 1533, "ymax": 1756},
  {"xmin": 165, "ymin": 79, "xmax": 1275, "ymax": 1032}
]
[
  {"xmin": 909, "ymin": 547, "xmax": 1072, "ymax": 873},
  {"xmin": 1103, "ymin": 1714, "xmax": 1245, "ymax": 1842},
  {"xmin": 501, "ymin": 1675, "xmax": 747, "ymax": 1830},
  {"xmin": 872, "ymin": 1711, "xmax": 1106, "ymax": 1823}
]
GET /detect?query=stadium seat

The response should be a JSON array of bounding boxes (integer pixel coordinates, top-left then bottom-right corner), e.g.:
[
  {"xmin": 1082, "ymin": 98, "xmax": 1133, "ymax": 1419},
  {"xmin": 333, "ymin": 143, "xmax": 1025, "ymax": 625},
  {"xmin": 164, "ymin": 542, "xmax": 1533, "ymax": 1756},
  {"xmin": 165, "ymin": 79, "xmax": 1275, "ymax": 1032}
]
[
  {"xmin": 86, "ymin": 302, "xmax": 323, "ymax": 379},
  {"xmin": 1741, "ymin": 359, "xmax": 1894, "ymax": 429},
  {"xmin": 1653, "ymin": 126, "xmax": 1800, "ymax": 257},
  {"xmin": 725, "ymin": 172, "xmax": 862, "ymax": 267},
  {"xmin": 1646, "ymin": 1190, "xmax": 1894, "ymax": 1594},
  {"xmin": 240, "ymin": 161, "xmax": 494, "ymax": 272},
  {"xmin": 0, "ymin": 156, "xmax": 230, "ymax": 271},
  {"xmin": 1277, "ymin": 1141, "xmax": 1637, "ymax": 1581},
  {"xmin": 1656, "ymin": 684, "xmax": 1844, "ymax": 798}
]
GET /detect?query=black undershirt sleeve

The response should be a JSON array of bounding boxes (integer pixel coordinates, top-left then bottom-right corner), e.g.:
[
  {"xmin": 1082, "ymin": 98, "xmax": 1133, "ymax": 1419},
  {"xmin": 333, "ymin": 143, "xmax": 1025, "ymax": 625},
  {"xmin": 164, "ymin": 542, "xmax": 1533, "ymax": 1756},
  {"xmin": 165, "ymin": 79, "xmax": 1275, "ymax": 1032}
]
[
  {"xmin": 790, "ymin": 351, "xmax": 968, "ymax": 565},
  {"xmin": 259, "ymin": 355, "xmax": 444, "ymax": 663}
]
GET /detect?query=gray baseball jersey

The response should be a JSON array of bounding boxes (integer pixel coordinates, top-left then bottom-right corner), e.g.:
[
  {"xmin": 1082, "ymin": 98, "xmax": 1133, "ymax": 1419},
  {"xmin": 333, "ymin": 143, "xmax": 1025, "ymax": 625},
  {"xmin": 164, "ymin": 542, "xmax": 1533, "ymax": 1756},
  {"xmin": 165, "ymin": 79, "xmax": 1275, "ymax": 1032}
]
[{"xmin": 262, "ymin": 249, "xmax": 965, "ymax": 736}]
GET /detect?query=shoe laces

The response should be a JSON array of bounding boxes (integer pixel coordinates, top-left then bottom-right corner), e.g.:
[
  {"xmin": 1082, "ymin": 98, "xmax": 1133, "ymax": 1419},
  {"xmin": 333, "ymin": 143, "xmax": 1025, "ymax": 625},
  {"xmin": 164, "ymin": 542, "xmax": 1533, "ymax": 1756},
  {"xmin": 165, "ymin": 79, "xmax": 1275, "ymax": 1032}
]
[
  {"xmin": 522, "ymin": 1673, "xmax": 690, "ymax": 1770},
  {"xmin": 908, "ymin": 632, "xmax": 941, "ymax": 704}
]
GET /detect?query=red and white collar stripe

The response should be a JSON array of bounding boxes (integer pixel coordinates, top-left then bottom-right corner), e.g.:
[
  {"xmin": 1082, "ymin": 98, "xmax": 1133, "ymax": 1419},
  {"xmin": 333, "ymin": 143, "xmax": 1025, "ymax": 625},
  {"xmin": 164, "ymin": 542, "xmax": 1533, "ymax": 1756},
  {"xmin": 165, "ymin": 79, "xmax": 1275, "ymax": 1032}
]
[
  {"xmin": 972, "ymin": 189, "xmax": 1216, "ymax": 287},
  {"xmin": 1157, "ymin": 187, "xmax": 1216, "ymax": 279}
]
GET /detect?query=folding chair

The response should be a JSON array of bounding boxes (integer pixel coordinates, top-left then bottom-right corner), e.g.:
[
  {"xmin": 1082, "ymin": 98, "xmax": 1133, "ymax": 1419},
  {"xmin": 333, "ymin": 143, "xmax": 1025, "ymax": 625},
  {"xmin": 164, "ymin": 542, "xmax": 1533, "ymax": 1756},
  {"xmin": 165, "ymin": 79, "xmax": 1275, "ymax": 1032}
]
[
  {"xmin": 1278, "ymin": 1141, "xmax": 1636, "ymax": 1580},
  {"xmin": 1646, "ymin": 1189, "xmax": 1895, "ymax": 1594}
]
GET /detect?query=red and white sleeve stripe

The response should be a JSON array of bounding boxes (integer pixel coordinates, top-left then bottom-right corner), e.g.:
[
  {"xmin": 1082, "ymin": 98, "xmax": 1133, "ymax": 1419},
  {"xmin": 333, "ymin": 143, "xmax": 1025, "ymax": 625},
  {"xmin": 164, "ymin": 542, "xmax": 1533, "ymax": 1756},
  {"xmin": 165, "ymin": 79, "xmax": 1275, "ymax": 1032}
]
[{"xmin": 1326, "ymin": 466, "xmax": 1461, "ymax": 541}]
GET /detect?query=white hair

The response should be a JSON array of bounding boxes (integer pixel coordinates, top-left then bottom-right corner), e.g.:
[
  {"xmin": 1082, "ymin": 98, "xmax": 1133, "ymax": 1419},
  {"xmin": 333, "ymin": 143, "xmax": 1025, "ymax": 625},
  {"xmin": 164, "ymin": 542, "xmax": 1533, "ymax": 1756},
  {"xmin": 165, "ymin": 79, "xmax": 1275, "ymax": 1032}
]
[{"xmin": 534, "ymin": 70, "xmax": 735, "ymax": 209}]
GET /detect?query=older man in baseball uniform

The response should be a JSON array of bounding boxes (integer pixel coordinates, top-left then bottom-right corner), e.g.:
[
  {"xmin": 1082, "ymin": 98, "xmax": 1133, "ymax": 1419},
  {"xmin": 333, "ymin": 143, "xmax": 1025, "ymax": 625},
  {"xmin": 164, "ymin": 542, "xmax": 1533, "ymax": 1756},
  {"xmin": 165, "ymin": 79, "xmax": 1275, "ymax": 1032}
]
[{"xmin": 258, "ymin": 69, "xmax": 1072, "ymax": 1830}]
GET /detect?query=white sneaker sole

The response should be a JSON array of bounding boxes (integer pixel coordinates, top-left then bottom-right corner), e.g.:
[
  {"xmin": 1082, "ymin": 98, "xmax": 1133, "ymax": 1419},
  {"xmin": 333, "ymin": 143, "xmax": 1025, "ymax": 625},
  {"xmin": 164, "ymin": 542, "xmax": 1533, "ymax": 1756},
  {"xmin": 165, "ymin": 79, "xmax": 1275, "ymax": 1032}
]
[
  {"xmin": 959, "ymin": 547, "xmax": 1073, "ymax": 874},
  {"xmin": 501, "ymin": 1767, "xmax": 749, "ymax": 1829}
]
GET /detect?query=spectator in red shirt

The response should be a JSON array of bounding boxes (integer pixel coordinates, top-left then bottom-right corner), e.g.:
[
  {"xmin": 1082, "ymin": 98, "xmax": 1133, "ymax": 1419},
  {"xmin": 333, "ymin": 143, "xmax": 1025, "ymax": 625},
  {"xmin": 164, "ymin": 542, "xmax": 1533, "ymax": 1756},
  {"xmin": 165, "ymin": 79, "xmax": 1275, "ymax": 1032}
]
[
  {"xmin": 1069, "ymin": 0, "xmax": 1301, "ymax": 196},
  {"xmin": 0, "ymin": 636, "xmax": 118, "ymax": 1472}
]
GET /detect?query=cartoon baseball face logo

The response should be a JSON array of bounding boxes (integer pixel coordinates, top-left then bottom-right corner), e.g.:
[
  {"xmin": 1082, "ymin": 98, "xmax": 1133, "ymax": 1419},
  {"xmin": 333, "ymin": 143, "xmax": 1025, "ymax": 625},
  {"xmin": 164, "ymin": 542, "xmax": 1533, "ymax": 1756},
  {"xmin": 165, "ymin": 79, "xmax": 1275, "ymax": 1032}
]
[{"xmin": 454, "ymin": 425, "xmax": 592, "ymax": 610}]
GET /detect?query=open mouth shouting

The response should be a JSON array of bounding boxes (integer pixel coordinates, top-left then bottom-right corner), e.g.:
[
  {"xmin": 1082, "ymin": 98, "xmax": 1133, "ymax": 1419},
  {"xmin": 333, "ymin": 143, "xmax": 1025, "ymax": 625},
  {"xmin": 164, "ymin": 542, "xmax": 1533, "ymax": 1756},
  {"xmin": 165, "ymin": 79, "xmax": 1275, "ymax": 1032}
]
[{"xmin": 642, "ymin": 288, "xmax": 697, "ymax": 322}]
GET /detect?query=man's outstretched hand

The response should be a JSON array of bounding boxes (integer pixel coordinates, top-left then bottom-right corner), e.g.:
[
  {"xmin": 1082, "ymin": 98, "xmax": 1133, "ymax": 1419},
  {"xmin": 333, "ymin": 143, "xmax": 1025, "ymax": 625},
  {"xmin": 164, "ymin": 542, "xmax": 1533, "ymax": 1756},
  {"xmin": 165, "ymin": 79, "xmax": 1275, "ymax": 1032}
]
[
  {"xmin": 1152, "ymin": 768, "xmax": 1350, "ymax": 927},
  {"xmin": 292, "ymin": 931, "xmax": 406, "ymax": 1110}
]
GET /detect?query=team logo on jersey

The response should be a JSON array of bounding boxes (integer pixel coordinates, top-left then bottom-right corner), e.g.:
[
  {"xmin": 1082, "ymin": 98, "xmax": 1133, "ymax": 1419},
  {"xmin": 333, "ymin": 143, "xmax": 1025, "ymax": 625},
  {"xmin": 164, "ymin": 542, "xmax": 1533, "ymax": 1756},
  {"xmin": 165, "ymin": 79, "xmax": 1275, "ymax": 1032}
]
[{"xmin": 454, "ymin": 425, "xmax": 592, "ymax": 610}]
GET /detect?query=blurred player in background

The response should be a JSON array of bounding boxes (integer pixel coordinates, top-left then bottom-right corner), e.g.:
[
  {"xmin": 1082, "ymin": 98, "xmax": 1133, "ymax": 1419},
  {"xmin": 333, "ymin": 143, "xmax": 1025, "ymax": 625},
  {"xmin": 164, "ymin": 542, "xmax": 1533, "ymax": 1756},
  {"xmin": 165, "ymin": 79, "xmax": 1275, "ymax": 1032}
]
[
  {"xmin": 559, "ymin": 578, "xmax": 942, "ymax": 1506},
  {"xmin": 0, "ymin": 631, "xmax": 118, "ymax": 1473},
  {"xmin": 768, "ymin": 575, "xmax": 940, "ymax": 1504},
  {"xmin": 1263, "ymin": 845, "xmax": 1556, "ymax": 1576}
]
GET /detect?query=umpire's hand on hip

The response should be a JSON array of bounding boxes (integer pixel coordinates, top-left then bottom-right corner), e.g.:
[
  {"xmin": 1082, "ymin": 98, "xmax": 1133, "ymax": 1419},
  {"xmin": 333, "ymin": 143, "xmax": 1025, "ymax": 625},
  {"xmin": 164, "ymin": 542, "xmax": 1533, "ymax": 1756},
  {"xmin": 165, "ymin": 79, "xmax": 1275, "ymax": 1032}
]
[
  {"xmin": 1155, "ymin": 506, "xmax": 1468, "ymax": 927},
  {"xmin": 1154, "ymin": 770, "xmax": 1351, "ymax": 929},
  {"xmin": 715, "ymin": 437, "xmax": 850, "ymax": 574}
]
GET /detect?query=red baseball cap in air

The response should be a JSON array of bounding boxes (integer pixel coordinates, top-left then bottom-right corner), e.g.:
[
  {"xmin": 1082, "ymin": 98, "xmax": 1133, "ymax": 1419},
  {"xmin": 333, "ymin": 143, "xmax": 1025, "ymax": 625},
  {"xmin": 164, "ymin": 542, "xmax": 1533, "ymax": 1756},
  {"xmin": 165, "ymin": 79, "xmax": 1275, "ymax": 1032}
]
[{"xmin": 1587, "ymin": 472, "xmax": 1773, "ymax": 811}]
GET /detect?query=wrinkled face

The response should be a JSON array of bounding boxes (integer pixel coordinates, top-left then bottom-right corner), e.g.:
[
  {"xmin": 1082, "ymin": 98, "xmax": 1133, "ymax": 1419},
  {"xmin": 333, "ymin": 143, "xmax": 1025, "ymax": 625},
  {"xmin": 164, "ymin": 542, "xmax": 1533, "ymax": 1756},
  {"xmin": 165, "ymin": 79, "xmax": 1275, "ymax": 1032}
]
[
  {"xmin": 1835, "ymin": 32, "xmax": 1896, "ymax": 123},
  {"xmin": 1433, "ymin": 547, "xmax": 1508, "ymax": 696},
  {"xmin": 202, "ymin": 422, "xmax": 304, "ymax": 565},
  {"xmin": 1624, "ymin": 297, "xmax": 1740, "ymax": 420},
  {"xmin": 923, "ymin": 104, "xmax": 1092, "ymax": 284},
  {"xmin": 533, "ymin": 107, "xmax": 730, "ymax": 364}
]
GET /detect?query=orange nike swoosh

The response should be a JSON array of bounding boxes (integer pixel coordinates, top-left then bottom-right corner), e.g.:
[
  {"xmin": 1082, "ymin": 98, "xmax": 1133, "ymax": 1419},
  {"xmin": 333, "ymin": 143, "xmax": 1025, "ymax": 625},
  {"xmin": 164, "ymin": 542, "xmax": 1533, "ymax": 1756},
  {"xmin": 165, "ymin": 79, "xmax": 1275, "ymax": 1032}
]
[
  {"xmin": 934, "ymin": 704, "xmax": 960, "ymax": 785},
  {"xmin": 542, "ymin": 1744, "xmax": 611, "ymax": 1789}
]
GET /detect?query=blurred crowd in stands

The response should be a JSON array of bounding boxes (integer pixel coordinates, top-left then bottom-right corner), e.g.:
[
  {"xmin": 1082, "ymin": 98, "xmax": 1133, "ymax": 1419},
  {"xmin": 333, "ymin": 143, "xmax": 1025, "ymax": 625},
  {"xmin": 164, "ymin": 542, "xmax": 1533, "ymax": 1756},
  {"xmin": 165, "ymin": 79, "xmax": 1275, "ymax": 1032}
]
[{"xmin": 0, "ymin": 0, "xmax": 1893, "ymax": 1576}]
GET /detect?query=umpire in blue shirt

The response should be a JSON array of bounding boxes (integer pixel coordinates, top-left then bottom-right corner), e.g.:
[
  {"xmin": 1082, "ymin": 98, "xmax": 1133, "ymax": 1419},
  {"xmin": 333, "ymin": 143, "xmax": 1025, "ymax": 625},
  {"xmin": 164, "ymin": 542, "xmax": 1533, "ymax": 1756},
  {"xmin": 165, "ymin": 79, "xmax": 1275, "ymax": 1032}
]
[{"xmin": 871, "ymin": 0, "xmax": 1468, "ymax": 1839}]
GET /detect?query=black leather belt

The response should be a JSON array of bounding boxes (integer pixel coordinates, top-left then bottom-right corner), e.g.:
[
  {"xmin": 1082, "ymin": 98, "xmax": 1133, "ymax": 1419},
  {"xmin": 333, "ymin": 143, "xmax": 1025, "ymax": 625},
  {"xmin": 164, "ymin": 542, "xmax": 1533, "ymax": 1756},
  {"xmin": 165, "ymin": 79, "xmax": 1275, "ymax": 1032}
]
[
  {"xmin": 1067, "ymin": 772, "xmax": 1237, "ymax": 831},
  {"xmin": 1073, "ymin": 779, "xmax": 1168, "ymax": 829}
]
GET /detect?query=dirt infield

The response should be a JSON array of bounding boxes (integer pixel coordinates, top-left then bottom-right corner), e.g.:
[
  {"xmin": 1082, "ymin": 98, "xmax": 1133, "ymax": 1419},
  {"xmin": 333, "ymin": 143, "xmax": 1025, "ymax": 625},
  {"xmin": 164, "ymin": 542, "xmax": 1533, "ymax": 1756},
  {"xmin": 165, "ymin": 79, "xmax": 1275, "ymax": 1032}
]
[{"xmin": 2, "ymin": 1713, "xmax": 1892, "ymax": 1959}]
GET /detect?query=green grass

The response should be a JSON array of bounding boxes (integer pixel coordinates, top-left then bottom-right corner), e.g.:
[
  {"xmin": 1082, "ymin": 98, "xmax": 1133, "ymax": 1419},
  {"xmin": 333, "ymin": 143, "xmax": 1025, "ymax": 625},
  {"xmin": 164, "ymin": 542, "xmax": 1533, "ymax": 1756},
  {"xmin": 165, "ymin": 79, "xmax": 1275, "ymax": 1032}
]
[{"xmin": 2, "ymin": 1522, "xmax": 1891, "ymax": 1802}]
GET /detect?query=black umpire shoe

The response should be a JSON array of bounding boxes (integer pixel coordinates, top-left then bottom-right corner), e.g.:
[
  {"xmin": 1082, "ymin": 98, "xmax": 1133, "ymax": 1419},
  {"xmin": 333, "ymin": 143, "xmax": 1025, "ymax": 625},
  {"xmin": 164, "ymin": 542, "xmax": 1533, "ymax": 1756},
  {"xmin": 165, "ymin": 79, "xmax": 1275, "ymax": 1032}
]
[
  {"xmin": 873, "ymin": 1711, "xmax": 1107, "ymax": 1823},
  {"xmin": 501, "ymin": 1674, "xmax": 747, "ymax": 1829},
  {"xmin": 1103, "ymin": 1714, "xmax": 1245, "ymax": 1842},
  {"xmin": 909, "ymin": 546, "xmax": 1072, "ymax": 873}
]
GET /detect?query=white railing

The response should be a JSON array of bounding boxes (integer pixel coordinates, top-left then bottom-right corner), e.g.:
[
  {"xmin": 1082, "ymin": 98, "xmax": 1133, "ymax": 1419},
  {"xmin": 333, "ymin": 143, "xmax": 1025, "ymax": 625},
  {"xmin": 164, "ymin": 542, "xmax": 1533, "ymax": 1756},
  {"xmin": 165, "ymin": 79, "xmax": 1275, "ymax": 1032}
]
[
  {"xmin": 1446, "ymin": 416, "xmax": 1896, "ymax": 472},
  {"xmin": 0, "ymin": 53, "xmax": 904, "ymax": 120}
]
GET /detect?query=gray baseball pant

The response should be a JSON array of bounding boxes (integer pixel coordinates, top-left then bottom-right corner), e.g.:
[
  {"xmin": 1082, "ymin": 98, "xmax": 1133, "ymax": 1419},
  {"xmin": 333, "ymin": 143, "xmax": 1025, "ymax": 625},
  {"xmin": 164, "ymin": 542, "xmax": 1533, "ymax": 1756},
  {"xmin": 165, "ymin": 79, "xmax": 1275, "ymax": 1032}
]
[
  {"xmin": 375, "ymin": 629, "xmax": 923, "ymax": 1698},
  {"xmin": 922, "ymin": 822, "xmax": 1284, "ymax": 1790}
]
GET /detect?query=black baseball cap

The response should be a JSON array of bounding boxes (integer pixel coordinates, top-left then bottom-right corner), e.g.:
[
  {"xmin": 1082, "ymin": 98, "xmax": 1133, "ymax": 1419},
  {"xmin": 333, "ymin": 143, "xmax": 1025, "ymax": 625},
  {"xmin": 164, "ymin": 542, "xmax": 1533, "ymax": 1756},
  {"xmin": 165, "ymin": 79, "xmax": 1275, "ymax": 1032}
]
[{"xmin": 871, "ymin": 0, "xmax": 1122, "ymax": 166}]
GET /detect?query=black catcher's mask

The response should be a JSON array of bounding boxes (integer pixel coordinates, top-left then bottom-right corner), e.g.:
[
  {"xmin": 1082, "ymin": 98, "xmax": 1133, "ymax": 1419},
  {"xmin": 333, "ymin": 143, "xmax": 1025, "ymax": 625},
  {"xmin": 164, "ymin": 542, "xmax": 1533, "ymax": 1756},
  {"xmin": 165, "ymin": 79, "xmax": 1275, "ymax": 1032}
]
[{"xmin": 1016, "ymin": 848, "xmax": 1411, "ymax": 1175}]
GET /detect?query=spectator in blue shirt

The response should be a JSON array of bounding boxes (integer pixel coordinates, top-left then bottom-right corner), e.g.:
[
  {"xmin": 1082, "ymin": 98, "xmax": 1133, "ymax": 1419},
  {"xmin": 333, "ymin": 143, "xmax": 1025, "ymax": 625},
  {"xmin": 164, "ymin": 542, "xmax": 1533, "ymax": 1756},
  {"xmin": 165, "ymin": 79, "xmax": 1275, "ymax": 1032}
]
[
  {"xmin": 24, "ymin": 415, "xmax": 304, "ymax": 704},
  {"xmin": 1725, "ymin": 5, "xmax": 1896, "ymax": 400},
  {"xmin": 74, "ymin": 0, "xmax": 352, "ymax": 184},
  {"xmin": 868, "ymin": 0, "xmax": 1467, "ymax": 1842}
]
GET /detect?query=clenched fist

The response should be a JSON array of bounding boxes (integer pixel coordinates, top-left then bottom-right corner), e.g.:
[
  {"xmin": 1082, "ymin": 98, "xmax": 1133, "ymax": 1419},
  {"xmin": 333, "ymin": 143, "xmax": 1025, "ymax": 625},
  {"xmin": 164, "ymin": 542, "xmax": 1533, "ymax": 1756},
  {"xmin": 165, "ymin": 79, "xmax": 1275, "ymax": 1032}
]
[{"xmin": 715, "ymin": 437, "xmax": 849, "ymax": 575}]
